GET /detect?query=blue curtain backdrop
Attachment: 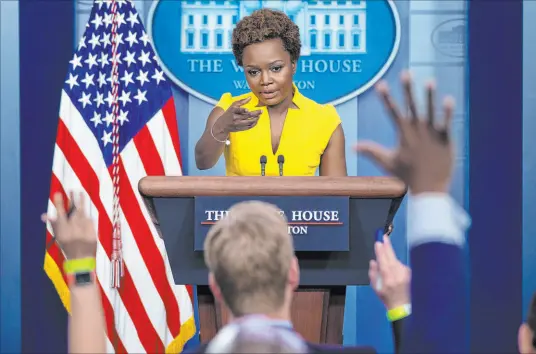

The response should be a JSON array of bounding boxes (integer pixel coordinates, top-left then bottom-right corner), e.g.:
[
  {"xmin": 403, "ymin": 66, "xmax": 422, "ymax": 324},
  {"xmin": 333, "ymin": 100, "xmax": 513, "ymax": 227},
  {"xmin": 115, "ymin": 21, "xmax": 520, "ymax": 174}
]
[
  {"xmin": 523, "ymin": 0, "xmax": 536, "ymax": 321},
  {"xmin": 0, "ymin": 1, "xmax": 21, "ymax": 352},
  {"xmin": 0, "ymin": 0, "xmax": 532, "ymax": 353},
  {"xmin": 468, "ymin": 1, "xmax": 523, "ymax": 352}
]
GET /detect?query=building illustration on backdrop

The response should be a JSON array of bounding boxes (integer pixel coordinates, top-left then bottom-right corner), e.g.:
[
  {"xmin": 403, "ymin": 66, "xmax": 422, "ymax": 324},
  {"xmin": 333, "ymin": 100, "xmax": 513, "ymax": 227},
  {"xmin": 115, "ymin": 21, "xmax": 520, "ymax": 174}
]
[{"xmin": 180, "ymin": 0, "xmax": 367, "ymax": 55}]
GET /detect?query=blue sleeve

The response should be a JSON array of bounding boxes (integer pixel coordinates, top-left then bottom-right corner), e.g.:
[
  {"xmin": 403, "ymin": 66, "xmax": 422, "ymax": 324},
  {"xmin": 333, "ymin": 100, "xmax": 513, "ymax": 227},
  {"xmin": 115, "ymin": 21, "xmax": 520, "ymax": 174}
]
[{"xmin": 401, "ymin": 242, "xmax": 469, "ymax": 354}]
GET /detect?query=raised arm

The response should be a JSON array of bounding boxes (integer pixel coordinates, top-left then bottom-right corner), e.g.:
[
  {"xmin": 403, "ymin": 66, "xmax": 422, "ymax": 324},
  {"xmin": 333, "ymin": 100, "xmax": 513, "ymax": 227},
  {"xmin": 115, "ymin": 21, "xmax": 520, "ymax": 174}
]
[
  {"xmin": 403, "ymin": 194, "xmax": 469, "ymax": 354},
  {"xmin": 356, "ymin": 71, "xmax": 469, "ymax": 353},
  {"xmin": 42, "ymin": 192, "xmax": 106, "ymax": 354},
  {"xmin": 369, "ymin": 235, "xmax": 412, "ymax": 353}
]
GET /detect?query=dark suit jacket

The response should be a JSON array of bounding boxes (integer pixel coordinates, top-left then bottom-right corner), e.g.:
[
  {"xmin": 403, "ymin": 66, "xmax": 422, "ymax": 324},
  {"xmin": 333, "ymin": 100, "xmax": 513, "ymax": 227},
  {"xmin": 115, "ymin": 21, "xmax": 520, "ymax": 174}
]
[
  {"xmin": 400, "ymin": 242, "xmax": 468, "ymax": 353},
  {"xmin": 187, "ymin": 318, "xmax": 406, "ymax": 354}
]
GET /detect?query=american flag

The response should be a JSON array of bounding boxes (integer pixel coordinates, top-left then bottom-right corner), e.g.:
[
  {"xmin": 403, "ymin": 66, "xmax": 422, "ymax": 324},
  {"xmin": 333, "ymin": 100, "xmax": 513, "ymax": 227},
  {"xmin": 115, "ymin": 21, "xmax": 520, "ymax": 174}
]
[{"xmin": 43, "ymin": 0, "xmax": 197, "ymax": 352}]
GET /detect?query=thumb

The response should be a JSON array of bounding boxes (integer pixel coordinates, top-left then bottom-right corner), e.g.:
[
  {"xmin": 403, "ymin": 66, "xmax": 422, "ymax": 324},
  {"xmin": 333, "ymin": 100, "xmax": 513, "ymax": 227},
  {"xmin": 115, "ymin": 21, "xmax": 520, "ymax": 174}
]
[
  {"xmin": 369, "ymin": 260, "xmax": 384, "ymax": 293},
  {"xmin": 369, "ymin": 260, "xmax": 378, "ymax": 284},
  {"xmin": 231, "ymin": 96, "xmax": 252, "ymax": 107},
  {"xmin": 354, "ymin": 141, "xmax": 394, "ymax": 173}
]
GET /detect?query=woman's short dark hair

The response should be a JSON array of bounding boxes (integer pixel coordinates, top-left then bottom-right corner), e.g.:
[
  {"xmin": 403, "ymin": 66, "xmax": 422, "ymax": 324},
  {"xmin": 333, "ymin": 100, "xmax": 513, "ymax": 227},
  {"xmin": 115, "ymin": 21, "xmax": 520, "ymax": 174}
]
[{"xmin": 232, "ymin": 8, "xmax": 301, "ymax": 66}]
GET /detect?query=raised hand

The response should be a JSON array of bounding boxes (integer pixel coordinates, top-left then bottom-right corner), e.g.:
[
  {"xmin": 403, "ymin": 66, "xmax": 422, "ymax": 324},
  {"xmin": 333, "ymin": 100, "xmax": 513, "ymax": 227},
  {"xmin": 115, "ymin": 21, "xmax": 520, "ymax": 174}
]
[
  {"xmin": 215, "ymin": 96, "xmax": 262, "ymax": 133},
  {"xmin": 356, "ymin": 71, "xmax": 455, "ymax": 195},
  {"xmin": 41, "ymin": 192, "xmax": 97, "ymax": 260},
  {"xmin": 369, "ymin": 235, "xmax": 411, "ymax": 310}
]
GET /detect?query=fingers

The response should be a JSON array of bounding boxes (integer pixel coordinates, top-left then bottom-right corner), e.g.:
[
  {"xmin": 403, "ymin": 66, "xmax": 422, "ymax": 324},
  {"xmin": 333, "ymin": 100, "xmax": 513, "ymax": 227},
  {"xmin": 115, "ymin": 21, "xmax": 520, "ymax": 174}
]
[
  {"xmin": 227, "ymin": 96, "xmax": 261, "ymax": 133},
  {"xmin": 231, "ymin": 96, "xmax": 252, "ymax": 107},
  {"xmin": 442, "ymin": 96, "xmax": 455, "ymax": 133},
  {"xmin": 234, "ymin": 119, "xmax": 259, "ymax": 131},
  {"xmin": 234, "ymin": 110, "xmax": 261, "ymax": 122},
  {"xmin": 354, "ymin": 141, "xmax": 394, "ymax": 173},
  {"xmin": 52, "ymin": 192, "xmax": 67, "ymax": 219},
  {"xmin": 44, "ymin": 191, "xmax": 89, "ymax": 223},
  {"xmin": 374, "ymin": 241, "xmax": 388, "ymax": 269},
  {"xmin": 230, "ymin": 95, "xmax": 256, "ymax": 115},
  {"xmin": 381, "ymin": 235, "xmax": 397, "ymax": 265},
  {"xmin": 375, "ymin": 237, "xmax": 395, "ymax": 275},
  {"xmin": 67, "ymin": 190, "xmax": 77, "ymax": 218},
  {"xmin": 232, "ymin": 107, "xmax": 249, "ymax": 115},
  {"xmin": 247, "ymin": 109, "xmax": 262, "ymax": 118},
  {"xmin": 231, "ymin": 110, "xmax": 261, "ymax": 131},
  {"xmin": 77, "ymin": 191, "xmax": 86, "ymax": 215},
  {"xmin": 401, "ymin": 71, "xmax": 419, "ymax": 121},
  {"xmin": 376, "ymin": 81, "xmax": 404, "ymax": 128},
  {"xmin": 369, "ymin": 259, "xmax": 379, "ymax": 284},
  {"xmin": 432, "ymin": 96, "xmax": 455, "ymax": 142},
  {"xmin": 232, "ymin": 107, "xmax": 261, "ymax": 120},
  {"xmin": 426, "ymin": 80, "xmax": 436, "ymax": 127},
  {"xmin": 234, "ymin": 115, "xmax": 260, "ymax": 125},
  {"xmin": 41, "ymin": 212, "xmax": 55, "ymax": 223},
  {"xmin": 375, "ymin": 236, "xmax": 400, "ymax": 271}
]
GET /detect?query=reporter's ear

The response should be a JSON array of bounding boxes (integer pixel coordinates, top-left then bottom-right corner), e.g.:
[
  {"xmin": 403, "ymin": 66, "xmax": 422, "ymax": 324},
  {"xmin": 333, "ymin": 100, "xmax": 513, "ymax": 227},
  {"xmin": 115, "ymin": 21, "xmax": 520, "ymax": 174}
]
[
  {"xmin": 288, "ymin": 256, "xmax": 299, "ymax": 291},
  {"xmin": 208, "ymin": 273, "xmax": 223, "ymax": 304},
  {"xmin": 518, "ymin": 323, "xmax": 536, "ymax": 353}
]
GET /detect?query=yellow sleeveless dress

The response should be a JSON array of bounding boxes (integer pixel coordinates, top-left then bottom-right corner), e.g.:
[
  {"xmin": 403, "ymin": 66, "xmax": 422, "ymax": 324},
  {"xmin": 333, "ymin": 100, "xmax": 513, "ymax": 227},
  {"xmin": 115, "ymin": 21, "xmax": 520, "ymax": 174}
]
[{"xmin": 215, "ymin": 84, "xmax": 342, "ymax": 176}]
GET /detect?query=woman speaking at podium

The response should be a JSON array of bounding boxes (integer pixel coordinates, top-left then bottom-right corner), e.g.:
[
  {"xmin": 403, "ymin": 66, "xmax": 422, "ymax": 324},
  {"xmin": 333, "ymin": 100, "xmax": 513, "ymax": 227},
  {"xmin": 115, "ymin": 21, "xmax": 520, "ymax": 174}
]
[{"xmin": 194, "ymin": 8, "xmax": 347, "ymax": 177}]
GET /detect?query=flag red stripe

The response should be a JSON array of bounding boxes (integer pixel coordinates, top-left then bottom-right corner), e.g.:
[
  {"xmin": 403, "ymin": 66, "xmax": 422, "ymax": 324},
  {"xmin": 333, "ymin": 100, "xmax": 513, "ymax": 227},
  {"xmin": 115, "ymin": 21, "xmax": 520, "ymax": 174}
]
[
  {"xmin": 117, "ymin": 154, "xmax": 181, "ymax": 337},
  {"xmin": 186, "ymin": 285, "xmax": 194, "ymax": 305},
  {"xmin": 133, "ymin": 125, "xmax": 166, "ymax": 175},
  {"xmin": 48, "ymin": 174, "xmax": 127, "ymax": 353},
  {"xmin": 162, "ymin": 98, "xmax": 183, "ymax": 165},
  {"xmin": 132, "ymin": 126, "xmax": 182, "ymax": 333},
  {"xmin": 56, "ymin": 119, "xmax": 164, "ymax": 352},
  {"xmin": 117, "ymin": 266, "xmax": 165, "ymax": 352}
]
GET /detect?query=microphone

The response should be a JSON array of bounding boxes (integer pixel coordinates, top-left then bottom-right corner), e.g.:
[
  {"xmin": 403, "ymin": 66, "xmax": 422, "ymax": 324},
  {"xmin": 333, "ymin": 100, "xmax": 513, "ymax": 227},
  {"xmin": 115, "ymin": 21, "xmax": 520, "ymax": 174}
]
[
  {"xmin": 260, "ymin": 155, "xmax": 267, "ymax": 176},
  {"xmin": 277, "ymin": 155, "xmax": 284, "ymax": 176}
]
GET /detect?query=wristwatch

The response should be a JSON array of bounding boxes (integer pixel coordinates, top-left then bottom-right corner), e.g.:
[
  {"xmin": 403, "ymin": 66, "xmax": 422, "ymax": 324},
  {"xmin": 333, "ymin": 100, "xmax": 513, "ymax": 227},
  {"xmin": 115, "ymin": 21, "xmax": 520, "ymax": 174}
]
[{"xmin": 66, "ymin": 271, "xmax": 95, "ymax": 287}]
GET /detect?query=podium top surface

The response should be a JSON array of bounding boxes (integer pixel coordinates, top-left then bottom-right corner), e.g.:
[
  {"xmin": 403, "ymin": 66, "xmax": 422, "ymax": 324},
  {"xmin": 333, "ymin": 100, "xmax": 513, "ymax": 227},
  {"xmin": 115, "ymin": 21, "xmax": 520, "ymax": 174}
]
[{"xmin": 139, "ymin": 176, "xmax": 406, "ymax": 198}]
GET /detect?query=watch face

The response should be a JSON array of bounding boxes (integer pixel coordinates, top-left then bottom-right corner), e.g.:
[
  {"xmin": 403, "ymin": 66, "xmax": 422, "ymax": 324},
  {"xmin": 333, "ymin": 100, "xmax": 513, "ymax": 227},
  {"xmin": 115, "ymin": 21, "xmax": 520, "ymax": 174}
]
[{"xmin": 75, "ymin": 272, "xmax": 93, "ymax": 285}]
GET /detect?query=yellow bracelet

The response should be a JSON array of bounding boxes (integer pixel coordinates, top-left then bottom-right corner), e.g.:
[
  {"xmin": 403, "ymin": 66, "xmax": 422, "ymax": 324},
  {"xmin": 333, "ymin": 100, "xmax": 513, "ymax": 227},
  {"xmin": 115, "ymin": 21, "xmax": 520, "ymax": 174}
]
[
  {"xmin": 64, "ymin": 257, "xmax": 96, "ymax": 274},
  {"xmin": 387, "ymin": 304, "xmax": 412, "ymax": 322}
]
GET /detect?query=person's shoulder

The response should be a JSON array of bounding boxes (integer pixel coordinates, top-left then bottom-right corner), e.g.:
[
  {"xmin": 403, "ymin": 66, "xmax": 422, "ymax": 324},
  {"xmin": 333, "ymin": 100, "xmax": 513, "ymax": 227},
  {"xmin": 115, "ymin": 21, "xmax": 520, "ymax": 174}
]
[
  {"xmin": 298, "ymin": 94, "xmax": 334, "ymax": 111},
  {"xmin": 215, "ymin": 91, "xmax": 254, "ymax": 111},
  {"xmin": 307, "ymin": 342, "xmax": 376, "ymax": 353},
  {"xmin": 298, "ymin": 94, "xmax": 340, "ymax": 121},
  {"xmin": 182, "ymin": 342, "xmax": 208, "ymax": 354}
]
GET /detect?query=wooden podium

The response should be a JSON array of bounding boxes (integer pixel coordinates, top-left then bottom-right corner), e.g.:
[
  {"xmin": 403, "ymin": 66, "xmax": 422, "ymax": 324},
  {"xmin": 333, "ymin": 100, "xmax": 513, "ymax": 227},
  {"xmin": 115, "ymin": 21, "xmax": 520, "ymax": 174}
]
[{"xmin": 139, "ymin": 176, "xmax": 406, "ymax": 345}]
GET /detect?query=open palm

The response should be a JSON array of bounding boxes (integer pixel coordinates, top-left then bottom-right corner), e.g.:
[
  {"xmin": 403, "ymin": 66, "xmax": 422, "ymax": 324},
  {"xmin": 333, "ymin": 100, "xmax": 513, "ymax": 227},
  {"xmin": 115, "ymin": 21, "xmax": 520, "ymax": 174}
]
[{"xmin": 356, "ymin": 71, "xmax": 455, "ymax": 195}]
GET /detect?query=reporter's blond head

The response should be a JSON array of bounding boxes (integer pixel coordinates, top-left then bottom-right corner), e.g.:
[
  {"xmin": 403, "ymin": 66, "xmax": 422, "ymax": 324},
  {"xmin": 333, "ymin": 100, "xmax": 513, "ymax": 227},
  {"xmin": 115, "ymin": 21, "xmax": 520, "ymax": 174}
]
[{"xmin": 204, "ymin": 200, "xmax": 299, "ymax": 319}]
